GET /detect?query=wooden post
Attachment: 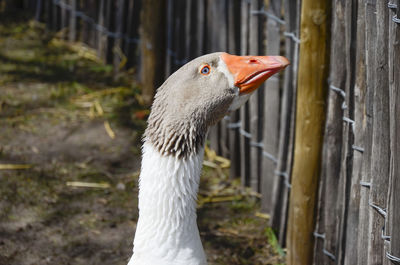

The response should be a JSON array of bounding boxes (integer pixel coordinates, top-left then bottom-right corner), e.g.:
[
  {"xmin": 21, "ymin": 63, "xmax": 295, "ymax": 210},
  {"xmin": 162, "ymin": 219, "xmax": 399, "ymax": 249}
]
[
  {"xmin": 140, "ymin": 0, "xmax": 167, "ymax": 104},
  {"xmin": 286, "ymin": 0, "xmax": 331, "ymax": 264}
]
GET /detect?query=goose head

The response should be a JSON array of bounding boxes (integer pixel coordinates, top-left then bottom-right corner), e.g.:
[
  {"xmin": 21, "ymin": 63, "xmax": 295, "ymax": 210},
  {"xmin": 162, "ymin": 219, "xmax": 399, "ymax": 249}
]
[{"xmin": 144, "ymin": 52, "xmax": 289, "ymax": 158}]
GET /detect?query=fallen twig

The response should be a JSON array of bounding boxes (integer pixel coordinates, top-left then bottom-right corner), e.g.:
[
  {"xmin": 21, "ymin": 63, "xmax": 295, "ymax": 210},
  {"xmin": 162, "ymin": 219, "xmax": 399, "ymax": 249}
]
[
  {"xmin": 72, "ymin": 87, "xmax": 130, "ymax": 102},
  {"xmin": 255, "ymin": 211, "xmax": 270, "ymax": 219},
  {"xmin": 198, "ymin": 195, "xmax": 242, "ymax": 207},
  {"xmin": 104, "ymin": 121, "xmax": 115, "ymax": 139},
  {"xmin": 94, "ymin": 100, "xmax": 104, "ymax": 116},
  {"xmin": 66, "ymin": 181, "xmax": 110, "ymax": 188},
  {"xmin": 0, "ymin": 164, "xmax": 32, "ymax": 170}
]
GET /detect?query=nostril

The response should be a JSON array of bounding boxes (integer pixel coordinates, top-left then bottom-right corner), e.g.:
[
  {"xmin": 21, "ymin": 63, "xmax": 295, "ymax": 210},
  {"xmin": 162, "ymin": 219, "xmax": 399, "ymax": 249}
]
[{"xmin": 249, "ymin": 58, "xmax": 258, "ymax": 64}]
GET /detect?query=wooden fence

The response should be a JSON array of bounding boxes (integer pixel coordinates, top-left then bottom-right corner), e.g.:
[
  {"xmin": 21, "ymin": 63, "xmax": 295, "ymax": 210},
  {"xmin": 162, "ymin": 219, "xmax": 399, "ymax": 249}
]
[
  {"xmin": 7, "ymin": 0, "xmax": 400, "ymax": 264},
  {"xmin": 312, "ymin": 1, "xmax": 400, "ymax": 265}
]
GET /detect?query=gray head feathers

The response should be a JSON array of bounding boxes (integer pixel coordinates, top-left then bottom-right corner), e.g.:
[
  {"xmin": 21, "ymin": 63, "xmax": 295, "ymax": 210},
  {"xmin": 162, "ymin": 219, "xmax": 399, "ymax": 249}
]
[{"xmin": 144, "ymin": 53, "xmax": 237, "ymax": 158}]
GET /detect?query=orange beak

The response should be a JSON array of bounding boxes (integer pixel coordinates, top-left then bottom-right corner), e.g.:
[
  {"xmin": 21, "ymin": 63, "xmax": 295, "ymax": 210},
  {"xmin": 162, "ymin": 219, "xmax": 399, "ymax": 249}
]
[{"xmin": 220, "ymin": 53, "xmax": 290, "ymax": 94}]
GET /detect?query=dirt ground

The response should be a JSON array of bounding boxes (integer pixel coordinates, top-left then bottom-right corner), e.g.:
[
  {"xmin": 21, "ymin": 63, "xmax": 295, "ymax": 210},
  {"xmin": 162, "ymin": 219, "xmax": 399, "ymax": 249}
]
[{"xmin": 0, "ymin": 14, "xmax": 285, "ymax": 265}]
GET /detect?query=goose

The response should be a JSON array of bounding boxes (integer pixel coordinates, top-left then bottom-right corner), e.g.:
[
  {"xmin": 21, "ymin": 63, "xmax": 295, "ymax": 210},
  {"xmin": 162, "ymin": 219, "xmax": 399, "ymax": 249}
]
[{"xmin": 128, "ymin": 52, "xmax": 289, "ymax": 265}]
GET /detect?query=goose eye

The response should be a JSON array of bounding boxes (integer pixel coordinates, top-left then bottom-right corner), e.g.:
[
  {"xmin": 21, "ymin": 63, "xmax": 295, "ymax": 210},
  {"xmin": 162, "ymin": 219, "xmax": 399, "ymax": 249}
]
[{"xmin": 200, "ymin": 65, "xmax": 210, "ymax": 75}]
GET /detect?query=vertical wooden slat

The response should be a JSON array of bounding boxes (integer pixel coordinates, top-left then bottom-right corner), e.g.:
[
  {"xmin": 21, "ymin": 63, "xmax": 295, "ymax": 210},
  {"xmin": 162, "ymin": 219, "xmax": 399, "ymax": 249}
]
[
  {"xmin": 27, "ymin": 0, "xmax": 35, "ymax": 10},
  {"xmin": 228, "ymin": 111, "xmax": 241, "ymax": 179},
  {"xmin": 228, "ymin": 0, "xmax": 241, "ymax": 56},
  {"xmin": 113, "ymin": 0, "xmax": 124, "ymax": 75},
  {"xmin": 206, "ymin": 0, "xmax": 220, "ymax": 153},
  {"xmin": 105, "ymin": 0, "xmax": 115, "ymax": 64},
  {"xmin": 207, "ymin": 0, "xmax": 227, "ymax": 155},
  {"xmin": 173, "ymin": 0, "xmax": 185, "ymax": 70},
  {"xmin": 60, "ymin": 0, "xmax": 67, "ymax": 38},
  {"xmin": 100, "ymin": 0, "xmax": 113, "ymax": 63},
  {"xmin": 139, "ymin": 0, "xmax": 167, "ymax": 104},
  {"xmin": 279, "ymin": 0, "xmax": 301, "ymax": 246},
  {"xmin": 53, "ymin": 0, "xmax": 61, "ymax": 31},
  {"xmin": 97, "ymin": 0, "xmax": 106, "ymax": 61},
  {"xmin": 50, "ymin": 0, "xmax": 57, "ymax": 30},
  {"xmin": 34, "ymin": 0, "xmax": 43, "ymax": 21},
  {"xmin": 388, "ymin": 0, "xmax": 400, "ymax": 262},
  {"xmin": 185, "ymin": 0, "xmax": 196, "ymax": 61},
  {"xmin": 165, "ymin": 0, "xmax": 175, "ymax": 77},
  {"xmin": 76, "ymin": 0, "xmax": 83, "ymax": 42},
  {"xmin": 218, "ymin": 0, "xmax": 230, "ymax": 159},
  {"xmin": 79, "ymin": 0, "xmax": 85, "ymax": 42},
  {"xmin": 44, "ymin": 0, "xmax": 52, "ymax": 30},
  {"xmin": 227, "ymin": 0, "xmax": 241, "ymax": 179},
  {"xmin": 51, "ymin": 0, "xmax": 56, "ymax": 30},
  {"xmin": 367, "ymin": 1, "xmax": 390, "ymax": 264},
  {"xmin": 133, "ymin": 0, "xmax": 142, "ymax": 72},
  {"xmin": 260, "ymin": 0, "xmax": 281, "ymax": 209},
  {"xmin": 313, "ymin": 157, "xmax": 327, "ymax": 265},
  {"xmin": 286, "ymin": 0, "xmax": 331, "ymax": 264},
  {"xmin": 248, "ymin": 0, "xmax": 263, "ymax": 192},
  {"xmin": 68, "ymin": 0, "xmax": 76, "ymax": 42},
  {"xmin": 81, "ymin": 0, "xmax": 96, "ymax": 45},
  {"xmin": 270, "ymin": 0, "xmax": 299, "ymax": 246},
  {"xmin": 123, "ymin": 0, "xmax": 133, "ymax": 64},
  {"xmin": 89, "ymin": 0, "xmax": 98, "ymax": 47},
  {"xmin": 240, "ymin": 0, "xmax": 251, "ymax": 187},
  {"xmin": 205, "ymin": 0, "xmax": 214, "ymax": 53},
  {"xmin": 342, "ymin": 1, "xmax": 366, "ymax": 264},
  {"xmin": 194, "ymin": 0, "xmax": 205, "ymax": 58},
  {"xmin": 356, "ymin": 1, "xmax": 376, "ymax": 265},
  {"xmin": 120, "ymin": 3, "xmax": 129, "ymax": 64},
  {"xmin": 336, "ymin": 0, "xmax": 357, "ymax": 264},
  {"xmin": 124, "ymin": 0, "xmax": 140, "ymax": 70}
]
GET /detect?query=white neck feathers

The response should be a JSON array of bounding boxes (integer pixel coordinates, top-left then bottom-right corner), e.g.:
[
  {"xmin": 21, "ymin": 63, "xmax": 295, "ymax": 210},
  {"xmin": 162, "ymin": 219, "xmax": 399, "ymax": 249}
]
[{"xmin": 129, "ymin": 142, "xmax": 207, "ymax": 265}]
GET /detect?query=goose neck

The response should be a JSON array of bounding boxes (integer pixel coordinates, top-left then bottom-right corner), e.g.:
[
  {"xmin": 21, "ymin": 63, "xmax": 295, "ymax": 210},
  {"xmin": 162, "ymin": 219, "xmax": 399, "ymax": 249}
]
[{"xmin": 130, "ymin": 142, "xmax": 207, "ymax": 265}]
